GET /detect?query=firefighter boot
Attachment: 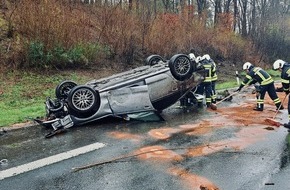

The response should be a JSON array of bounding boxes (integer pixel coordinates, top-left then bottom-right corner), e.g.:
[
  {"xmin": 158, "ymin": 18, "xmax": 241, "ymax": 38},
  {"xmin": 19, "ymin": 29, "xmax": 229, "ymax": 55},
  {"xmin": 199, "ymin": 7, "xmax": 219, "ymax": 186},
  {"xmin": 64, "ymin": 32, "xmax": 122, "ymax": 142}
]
[
  {"xmin": 206, "ymin": 102, "xmax": 211, "ymax": 108},
  {"xmin": 253, "ymin": 103, "xmax": 263, "ymax": 111}
]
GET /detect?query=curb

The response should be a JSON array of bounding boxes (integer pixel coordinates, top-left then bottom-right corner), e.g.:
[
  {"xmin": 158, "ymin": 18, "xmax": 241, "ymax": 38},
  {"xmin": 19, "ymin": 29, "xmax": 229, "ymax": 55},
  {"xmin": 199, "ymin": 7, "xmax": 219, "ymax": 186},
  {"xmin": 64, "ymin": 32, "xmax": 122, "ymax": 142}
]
[{"xmin": 1, "ymin": 121, "xmax": 37, "ymax": 132}]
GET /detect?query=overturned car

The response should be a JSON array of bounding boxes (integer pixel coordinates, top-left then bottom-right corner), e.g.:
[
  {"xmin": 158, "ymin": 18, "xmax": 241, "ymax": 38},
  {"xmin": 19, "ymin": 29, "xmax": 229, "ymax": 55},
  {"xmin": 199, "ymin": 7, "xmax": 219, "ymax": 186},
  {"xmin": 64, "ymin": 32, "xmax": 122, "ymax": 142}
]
[{"xmin": 36, "ymin": 54, "xmax": 205, "ymax": 137}]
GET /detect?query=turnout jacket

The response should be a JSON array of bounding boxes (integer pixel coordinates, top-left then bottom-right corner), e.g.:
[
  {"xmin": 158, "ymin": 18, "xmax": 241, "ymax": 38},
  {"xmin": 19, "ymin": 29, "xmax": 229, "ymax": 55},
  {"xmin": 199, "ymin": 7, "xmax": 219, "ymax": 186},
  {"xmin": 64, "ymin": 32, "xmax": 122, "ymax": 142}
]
[
  {"xmin": 200, "ymin": 59, "xmax": 214, "ymax": 83},
  {"xmin": 239, "ymin": 67, "xmax": 274, "ymax": 89},
  {"xmin": 281, "ymin": 63, "xmax": 290, "ymax": 92}
]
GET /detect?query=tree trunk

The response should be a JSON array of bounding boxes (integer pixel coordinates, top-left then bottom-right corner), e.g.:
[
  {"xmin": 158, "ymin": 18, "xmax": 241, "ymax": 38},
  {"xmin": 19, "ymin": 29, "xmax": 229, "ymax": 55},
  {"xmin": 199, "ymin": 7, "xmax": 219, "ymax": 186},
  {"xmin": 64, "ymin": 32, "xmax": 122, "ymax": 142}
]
[
  {"xmin": 233, "ymin": 0, "xmax": 238, "ymax": 32},
  {"xmin": 249, "ymin": 0, "xmax": 256, "ymax": 37},
  {"xmin": 224, "ymin": 0, "xmax": 231, "ymax": 13},
  {"xmin": 154, "ymin": 0, "xmax": 157, "ymax": 15},
  {"xmin": 128, "ymin": 0, "xmax": 132, "ymax": 10},
  {"xmin": 161, "ymin": 0, "xmax": 169, "ymax": 12},
  {"xmin": 214, "ymin": 0, "xmax": 222, "ymax": 25},
  {"xmin": 196, "ymin": 0, "xmax": 207, "ymax": 22},
  {"xmin": 239, "ymin": 0, "xmax": 248, "ymax": 37}
]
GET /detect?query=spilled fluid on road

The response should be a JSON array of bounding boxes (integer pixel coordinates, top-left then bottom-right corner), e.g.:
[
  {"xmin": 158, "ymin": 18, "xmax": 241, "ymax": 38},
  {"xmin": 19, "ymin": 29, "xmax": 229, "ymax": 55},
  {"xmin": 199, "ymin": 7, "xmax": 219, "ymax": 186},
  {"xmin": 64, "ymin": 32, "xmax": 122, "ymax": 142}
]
[{"xmin": 106, "ymin": 92, "xmax": 286, "ymax": 190}]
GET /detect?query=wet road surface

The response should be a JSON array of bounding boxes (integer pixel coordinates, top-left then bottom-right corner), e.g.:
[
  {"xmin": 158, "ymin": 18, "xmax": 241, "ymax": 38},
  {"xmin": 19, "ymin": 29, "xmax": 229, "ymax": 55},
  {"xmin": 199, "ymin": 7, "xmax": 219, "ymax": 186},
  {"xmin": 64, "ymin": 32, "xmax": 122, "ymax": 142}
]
[{"xmin": 1, "ymin": 87, "xmax": 290, "ymax": 190}]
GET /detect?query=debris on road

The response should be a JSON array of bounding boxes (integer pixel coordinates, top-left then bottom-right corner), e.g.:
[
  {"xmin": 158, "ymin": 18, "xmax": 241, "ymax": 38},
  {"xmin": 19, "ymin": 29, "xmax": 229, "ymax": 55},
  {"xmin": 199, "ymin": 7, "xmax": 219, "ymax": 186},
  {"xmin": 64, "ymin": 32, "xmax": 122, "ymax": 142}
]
[{"xmin": 264, "ymin": 126, "xmax": 275, "ymax": 130}]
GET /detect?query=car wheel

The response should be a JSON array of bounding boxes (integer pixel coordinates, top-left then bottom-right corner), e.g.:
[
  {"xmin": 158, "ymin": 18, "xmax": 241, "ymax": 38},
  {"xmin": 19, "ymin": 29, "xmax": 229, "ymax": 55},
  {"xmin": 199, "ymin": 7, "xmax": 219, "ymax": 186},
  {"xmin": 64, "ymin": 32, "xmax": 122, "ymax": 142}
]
[
  {"xmin": 67, "ymin": 85, "xmax": 100, "ymax": 115},
  {"xmin": 169, "ymin": 54, "xmax": 193, "ymax": 81},
  {"xmin": 145, "ymin": 55, "xmax": 165, "ymax": 66},
  {"xmin": 55, "ymin": 80, "xmax": 77, "ymax": 99}
]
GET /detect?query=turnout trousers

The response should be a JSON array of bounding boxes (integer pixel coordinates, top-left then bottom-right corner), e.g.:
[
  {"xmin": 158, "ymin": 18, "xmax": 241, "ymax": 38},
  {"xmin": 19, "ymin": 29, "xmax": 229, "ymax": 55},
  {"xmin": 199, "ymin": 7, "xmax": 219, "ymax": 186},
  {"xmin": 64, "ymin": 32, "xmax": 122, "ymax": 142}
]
[
  {"xmin": 196, "ymin": 82, "xmax": 212, "ymax": 107},
  {"xmin": 256, "ymin": 83, "xmax": 281, "ymax": 110}
]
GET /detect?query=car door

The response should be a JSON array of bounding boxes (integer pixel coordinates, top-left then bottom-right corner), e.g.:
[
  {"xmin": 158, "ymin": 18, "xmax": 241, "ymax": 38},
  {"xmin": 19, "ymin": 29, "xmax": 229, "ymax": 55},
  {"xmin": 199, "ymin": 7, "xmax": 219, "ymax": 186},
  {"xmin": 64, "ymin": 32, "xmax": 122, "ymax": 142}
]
[{"xmin": 107, "ymin": 85, "xmax": 155, "ymax": 114}]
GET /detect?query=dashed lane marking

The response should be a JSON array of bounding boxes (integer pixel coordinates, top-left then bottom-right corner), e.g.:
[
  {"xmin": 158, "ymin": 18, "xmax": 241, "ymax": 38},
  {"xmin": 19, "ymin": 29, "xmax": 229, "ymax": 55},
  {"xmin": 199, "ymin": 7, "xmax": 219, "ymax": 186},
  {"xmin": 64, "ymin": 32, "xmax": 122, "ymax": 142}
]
[{"xmin": 0, "ymin": 142, "xmax": 106, "ymax": 180}]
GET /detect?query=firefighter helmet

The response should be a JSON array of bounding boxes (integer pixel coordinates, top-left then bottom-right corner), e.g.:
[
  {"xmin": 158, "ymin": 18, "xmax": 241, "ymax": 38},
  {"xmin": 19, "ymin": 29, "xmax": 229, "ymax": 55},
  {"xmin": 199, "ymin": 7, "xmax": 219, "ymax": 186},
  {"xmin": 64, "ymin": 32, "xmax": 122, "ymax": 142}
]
[
  {"xmin": 243, "ymin": 62, "xmax": 253, "ymax": 70},
  {"xmin": 189, "ymin": 53, "xmax": 196, "ymax": 61},
  {"xmin": 203, "ymin": 54, "xmax": 211, "ymax": 60},
  {"xmin": 273, "ymin": 59, "xmax": 286, "ymax": 70},
  {"xmin": 195, "ymin": 56, "xmax": 202, "ymax": 62}
]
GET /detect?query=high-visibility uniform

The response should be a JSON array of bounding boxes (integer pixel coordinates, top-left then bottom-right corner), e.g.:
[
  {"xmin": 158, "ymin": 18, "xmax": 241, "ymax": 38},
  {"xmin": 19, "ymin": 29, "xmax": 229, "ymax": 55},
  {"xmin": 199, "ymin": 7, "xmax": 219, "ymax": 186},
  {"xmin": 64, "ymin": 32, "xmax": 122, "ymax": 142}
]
[
  {"xmin": 239, "ymin": 66, "xmax": 282, "ymax": 110},
  {"xmin": 196, "ymin": 59, "xmax": 214, "ymax": 107}
]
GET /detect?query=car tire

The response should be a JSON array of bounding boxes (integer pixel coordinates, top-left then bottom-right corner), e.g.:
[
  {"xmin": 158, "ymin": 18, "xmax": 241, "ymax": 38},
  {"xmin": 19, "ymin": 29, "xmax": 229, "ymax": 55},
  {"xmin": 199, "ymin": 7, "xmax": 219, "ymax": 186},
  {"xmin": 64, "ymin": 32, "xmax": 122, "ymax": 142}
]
[
  {"xmin": 169, "ymin": 54, "xmax": 193, "ymax": 81},
  {"xmin": 67, "ymin": 85, "xmax": 100, "ymax": 116},
  {"xmin": 145, "ymin": 55, "xmax": 165, "ymax": 66},
  {"xmin": 55, "ymin": 80, "xmax": 77, "ymax": 99}
]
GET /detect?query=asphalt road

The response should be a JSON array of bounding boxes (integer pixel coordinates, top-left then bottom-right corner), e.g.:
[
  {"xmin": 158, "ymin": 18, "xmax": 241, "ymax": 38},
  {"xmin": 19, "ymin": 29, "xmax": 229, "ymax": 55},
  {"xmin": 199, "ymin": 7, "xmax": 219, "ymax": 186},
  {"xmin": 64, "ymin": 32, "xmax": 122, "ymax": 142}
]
[{"xmin": 1, "ymin": 87, "xmax": 290, "ymax": 190}]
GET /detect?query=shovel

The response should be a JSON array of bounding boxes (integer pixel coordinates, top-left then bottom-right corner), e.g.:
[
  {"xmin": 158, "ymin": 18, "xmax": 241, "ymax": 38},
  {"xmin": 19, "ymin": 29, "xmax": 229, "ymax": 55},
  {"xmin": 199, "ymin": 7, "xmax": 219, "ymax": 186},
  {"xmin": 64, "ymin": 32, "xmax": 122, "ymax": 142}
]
[
  {"xmin": 210, "ymin": 91, "xmax": 239, "ymax": 110},
  {"xmin": 265, "ymin": 94, "xmax": 288, "ymax": 127}
]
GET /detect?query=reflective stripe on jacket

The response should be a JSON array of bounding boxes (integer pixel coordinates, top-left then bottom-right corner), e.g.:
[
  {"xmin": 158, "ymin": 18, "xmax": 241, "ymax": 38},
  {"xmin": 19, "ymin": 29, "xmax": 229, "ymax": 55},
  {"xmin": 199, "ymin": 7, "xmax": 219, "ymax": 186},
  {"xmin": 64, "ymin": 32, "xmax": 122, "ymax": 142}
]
[
  {"xmin": 211, "ymin": 61, "xmax": 218, "ymax": 81},
  {"xmin": 241, "ymin": 67, "xmax": 273, "ymax": 86},
  {"xmin": 201, "ymin": 60, "xmax": 213, "ymax": 83}
]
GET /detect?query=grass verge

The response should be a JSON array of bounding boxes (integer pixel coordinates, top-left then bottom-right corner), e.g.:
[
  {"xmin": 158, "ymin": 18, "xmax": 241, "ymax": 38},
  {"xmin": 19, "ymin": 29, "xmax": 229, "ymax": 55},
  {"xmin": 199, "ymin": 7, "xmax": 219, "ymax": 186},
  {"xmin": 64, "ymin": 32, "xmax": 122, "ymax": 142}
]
[{"xmin": 0, "ymin": 71, "xmax": 92, "ymax": 127}]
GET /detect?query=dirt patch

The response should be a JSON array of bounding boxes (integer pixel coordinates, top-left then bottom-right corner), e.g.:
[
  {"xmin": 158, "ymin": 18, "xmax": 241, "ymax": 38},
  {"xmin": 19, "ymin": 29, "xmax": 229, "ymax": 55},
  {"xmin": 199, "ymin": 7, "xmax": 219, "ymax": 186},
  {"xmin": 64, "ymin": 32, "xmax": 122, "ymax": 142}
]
[
  {"xmin": 134, "ymin": 145, "xmax": 183, "ymax": 162},
  {"xmin": 107, "ymin": 131, "xmax": 143, "ymax": 142},
  {"xmin": 168, "ymin": 167, "xmax": 220, "ymax": 190}
]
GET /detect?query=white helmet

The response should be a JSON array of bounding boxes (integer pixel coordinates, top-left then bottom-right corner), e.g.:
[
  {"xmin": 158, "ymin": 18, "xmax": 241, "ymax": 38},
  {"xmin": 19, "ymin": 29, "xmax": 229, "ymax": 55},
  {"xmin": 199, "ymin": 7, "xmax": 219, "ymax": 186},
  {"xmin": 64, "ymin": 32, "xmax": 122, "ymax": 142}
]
[
  {"xmin": 273, "ymin": 59, "xmax": 286, "ymax": 70},
  {"xmin": 189, "ymin": 53, "xmax": 196, "ymax": 61},
  {"xmin": 195, "ymin": 56, "xmax": 202, "ymax": 63},
  {"xmin": 243, "ymin": 62, "xmax": 253, "ymax": 70},
  {"xmin": 202, "ymin": 54, "xmax": 211, "ymax": 60}
]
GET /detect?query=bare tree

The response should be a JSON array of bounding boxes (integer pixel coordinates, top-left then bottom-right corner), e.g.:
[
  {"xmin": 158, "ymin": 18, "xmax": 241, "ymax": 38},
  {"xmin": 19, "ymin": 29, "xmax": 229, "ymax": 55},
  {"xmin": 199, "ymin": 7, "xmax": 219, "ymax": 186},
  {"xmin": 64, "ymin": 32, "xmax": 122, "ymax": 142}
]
[
  {"xmin": 224, "ymin": 0, "xmax": 232, "ymax": 12},
  {"xmin": 233, "ymin": 0, "xmax": 238, "ymax": 32},
  {"xmin": 238, "ymin": 0, "xmax": 248, "ymax": 37},
  {"xmin": 214, "ymin": 0, "xmax": 222, "ymax": 25},
  {"xmin": 129, "ymin": 0, "xmax": 132, "ymax": 10},
  {"xmin": 196, "ymin": 0, "xmax": 207, "ymax": 15},
  {"xmin": 161, "ymin": 0, "xmax": 171, "ymax": 12},
  {"xmin": 247, "ymin": 0, "xmax": 256, "ymax": 37}
]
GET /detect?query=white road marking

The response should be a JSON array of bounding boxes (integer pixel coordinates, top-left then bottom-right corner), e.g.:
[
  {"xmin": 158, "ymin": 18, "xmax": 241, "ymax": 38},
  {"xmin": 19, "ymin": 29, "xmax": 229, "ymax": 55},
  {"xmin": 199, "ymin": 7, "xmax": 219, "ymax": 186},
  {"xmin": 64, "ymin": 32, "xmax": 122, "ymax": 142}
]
[{"xmin": 0, "ymin": 142, "xmax": 105, "ymax": 180}]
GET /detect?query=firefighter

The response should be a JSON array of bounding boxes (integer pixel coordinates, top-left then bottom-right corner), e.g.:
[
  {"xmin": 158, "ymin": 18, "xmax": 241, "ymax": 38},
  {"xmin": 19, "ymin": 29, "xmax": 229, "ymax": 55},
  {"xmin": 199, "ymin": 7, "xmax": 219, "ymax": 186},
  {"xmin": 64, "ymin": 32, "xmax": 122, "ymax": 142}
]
[
  {"xmin": 195, "ymin": 56, "xmax": 214, "ymax": 108},
  {"xmin": 273, "ymin": 59, "xmax": 290, "ymax": 129},
  {"xmin": 203, "ymin": 54, "xmax": 217, "ymax": 103},
  {"xmin": 236, "ymin": 62, "xmax": 283, "ymax": 111}
]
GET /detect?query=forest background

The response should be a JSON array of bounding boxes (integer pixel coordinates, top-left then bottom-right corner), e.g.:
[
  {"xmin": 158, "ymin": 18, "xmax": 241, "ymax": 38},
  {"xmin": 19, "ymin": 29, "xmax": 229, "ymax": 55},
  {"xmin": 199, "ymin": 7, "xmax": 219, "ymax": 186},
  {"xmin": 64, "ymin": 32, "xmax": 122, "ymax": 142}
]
[{"xmin": 0, "ymin": 0, "xmax": 290, "ymax": 127}]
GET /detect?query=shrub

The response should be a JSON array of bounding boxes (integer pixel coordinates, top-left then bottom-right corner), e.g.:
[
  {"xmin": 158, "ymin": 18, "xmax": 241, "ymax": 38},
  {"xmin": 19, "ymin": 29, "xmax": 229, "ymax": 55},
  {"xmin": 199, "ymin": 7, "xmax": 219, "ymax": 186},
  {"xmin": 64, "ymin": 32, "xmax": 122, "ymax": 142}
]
[
  {"xmin": 213, "ymin": 31, "xmax": 248, "ymax": 63},
  {"xmin": 1, "ymin": 0, "xmax": 260, "ymax": 70},
  {"xmin": 26, "ymin": 40, "xmax": 112, "ymax": 69},
  {"xmin": 27, "ymin": 41, "xmax": 46, "ymax": 68}
]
